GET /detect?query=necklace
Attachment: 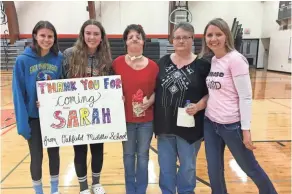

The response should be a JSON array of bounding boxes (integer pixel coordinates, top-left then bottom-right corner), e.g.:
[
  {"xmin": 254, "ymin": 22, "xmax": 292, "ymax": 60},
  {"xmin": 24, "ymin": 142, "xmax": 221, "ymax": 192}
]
[{"xmin": 127, "ymin": 54, "xmax": 143, "ymax": 61}]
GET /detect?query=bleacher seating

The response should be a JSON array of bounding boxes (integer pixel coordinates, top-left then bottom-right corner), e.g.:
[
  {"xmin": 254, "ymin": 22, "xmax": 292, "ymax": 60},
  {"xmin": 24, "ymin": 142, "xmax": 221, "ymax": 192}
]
[
  {"xmin": 1, "ymin": 37, "xmax": 205, "ymax": 69},
  {"xmin": 193, "ymin": 38, "xmax": 203, "ymax": 54},
  {"xmin": 58, "ymin": 38, "xmax": 160, "ymax": 62},
  {"xmin": 58, "ymin": 38, "xmax": 75, "ymax": 52},
  {"xmin": 109, "ymin": 38, "xmax": 160, "ymax": 62},
  {"xmin": 0, "ymin": 39, "xmax": 26, "ymax": 70}
]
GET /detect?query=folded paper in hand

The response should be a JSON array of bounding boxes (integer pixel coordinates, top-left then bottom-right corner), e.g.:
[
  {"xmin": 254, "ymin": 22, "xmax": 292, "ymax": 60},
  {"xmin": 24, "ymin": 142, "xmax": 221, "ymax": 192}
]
[{"xmin": 177, "ymin": 107, "xmax": 195, "ymax": 127}]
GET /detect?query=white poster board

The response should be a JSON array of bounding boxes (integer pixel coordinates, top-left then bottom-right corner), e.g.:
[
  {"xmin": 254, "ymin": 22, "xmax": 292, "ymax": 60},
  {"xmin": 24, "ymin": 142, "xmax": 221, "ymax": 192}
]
[{"xmin": 36, "ymin": 75, "xmax": 127, "ymax": 148}]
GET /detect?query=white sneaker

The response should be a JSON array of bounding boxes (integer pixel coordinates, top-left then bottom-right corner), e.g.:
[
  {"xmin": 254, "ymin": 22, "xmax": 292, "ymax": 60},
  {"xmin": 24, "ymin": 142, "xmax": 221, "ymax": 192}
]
[
  {"xmin": 80, "ymin": 189, "xmax": 91, "ymax": 194},
  {"xmin": 92, "ymin": 184, "xmax": 106, "ymax": 194}
]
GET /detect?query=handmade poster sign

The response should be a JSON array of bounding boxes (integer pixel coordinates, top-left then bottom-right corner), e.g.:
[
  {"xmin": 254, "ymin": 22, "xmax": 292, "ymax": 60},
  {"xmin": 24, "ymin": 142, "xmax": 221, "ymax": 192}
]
[{"xmin": 36, "ymin": 75, "xmax": 127, "ymax": 148}]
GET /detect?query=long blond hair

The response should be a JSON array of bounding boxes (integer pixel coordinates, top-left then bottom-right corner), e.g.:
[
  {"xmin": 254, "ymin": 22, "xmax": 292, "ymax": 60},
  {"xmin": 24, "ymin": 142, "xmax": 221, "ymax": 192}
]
[
  {"xmin": 199, "ymin": 18, "xmax": 235, "ymax": 58},
  {"xmin": 68, "ymin": 19, "xmax": 112, "ymax": 77}
]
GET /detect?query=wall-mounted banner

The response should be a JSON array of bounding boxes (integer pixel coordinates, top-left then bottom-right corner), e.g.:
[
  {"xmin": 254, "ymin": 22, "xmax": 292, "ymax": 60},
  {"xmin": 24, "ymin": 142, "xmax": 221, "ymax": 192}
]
[{"xmin": 36, "ymin": 75, "xmax": 127, "ymax": 148}]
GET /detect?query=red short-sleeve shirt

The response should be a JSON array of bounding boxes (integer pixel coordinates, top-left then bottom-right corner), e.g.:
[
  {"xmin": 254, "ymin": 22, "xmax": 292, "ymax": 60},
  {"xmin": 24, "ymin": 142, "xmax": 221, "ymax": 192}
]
[{"xmin": 113, "ymin": 55, "xmax": 159, "ymax": 123}]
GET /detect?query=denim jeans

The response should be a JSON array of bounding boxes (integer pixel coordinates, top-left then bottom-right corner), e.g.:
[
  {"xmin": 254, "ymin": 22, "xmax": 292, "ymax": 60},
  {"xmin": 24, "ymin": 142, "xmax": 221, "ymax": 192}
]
[
  {"xmin": 157, "ymin": 134, "xmax": 202, "ymax": 194},
  {"xmin": 123, "ymin": 121, "xmax": 153, "ymax": 194},
  {"xmin": 204, "ymin": 117, "xmax": 278, "ymax": 194}
]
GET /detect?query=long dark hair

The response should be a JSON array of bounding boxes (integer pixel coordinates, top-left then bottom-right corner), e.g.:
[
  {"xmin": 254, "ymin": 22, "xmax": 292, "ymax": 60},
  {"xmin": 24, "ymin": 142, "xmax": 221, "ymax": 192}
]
[
  {"xmin": 32, "ymin": 20, "xmax": 59, "ymax": 56},
  {"xmin": 68, "ymin": 19, "xmax": 112, "ymax": 77}
]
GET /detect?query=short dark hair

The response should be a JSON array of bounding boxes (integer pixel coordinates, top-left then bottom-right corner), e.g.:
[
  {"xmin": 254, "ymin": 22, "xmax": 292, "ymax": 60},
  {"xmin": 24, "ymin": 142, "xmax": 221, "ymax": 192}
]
[
  {"xmin": 123, "ymin": 24, "xmax": 146, "ymax": 50},
  {"xmin": 32, "ymin": 20, "xmax": 59, "ymax": 56}
]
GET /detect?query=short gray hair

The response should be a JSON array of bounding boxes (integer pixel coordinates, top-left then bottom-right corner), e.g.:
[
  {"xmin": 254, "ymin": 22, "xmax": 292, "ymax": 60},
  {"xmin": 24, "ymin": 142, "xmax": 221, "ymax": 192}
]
[{"xmin": 173, "ymin": 22, "xmax": 194, "ymax": 34}]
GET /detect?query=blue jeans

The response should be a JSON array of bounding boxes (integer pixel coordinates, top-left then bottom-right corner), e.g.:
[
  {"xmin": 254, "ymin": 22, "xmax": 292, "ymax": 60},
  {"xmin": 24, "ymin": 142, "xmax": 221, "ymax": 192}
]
[
  {"xmin": 158, "ymin": 134, "xmax": 202, "ymax": 194},
  {"xmin": 204, "ymin": 117, "xmax": 278, "ymax": 194},
  {"xmin": 123, "ymin": 121, "xmax": 153, "ymax": 194}
]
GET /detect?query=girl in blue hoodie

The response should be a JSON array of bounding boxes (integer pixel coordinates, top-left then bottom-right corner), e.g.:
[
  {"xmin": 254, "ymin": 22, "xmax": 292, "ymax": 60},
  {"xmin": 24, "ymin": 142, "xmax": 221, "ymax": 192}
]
[{"xmin": 12, "ymin": 21, "xmax": 63, "ymax": 194}]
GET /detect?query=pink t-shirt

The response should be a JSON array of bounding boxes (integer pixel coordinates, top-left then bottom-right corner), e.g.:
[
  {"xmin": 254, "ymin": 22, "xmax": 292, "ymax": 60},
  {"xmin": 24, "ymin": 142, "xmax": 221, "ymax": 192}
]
[{"xmin": 205, "ymin": 50, "xmax": 249, "ymax": 124}]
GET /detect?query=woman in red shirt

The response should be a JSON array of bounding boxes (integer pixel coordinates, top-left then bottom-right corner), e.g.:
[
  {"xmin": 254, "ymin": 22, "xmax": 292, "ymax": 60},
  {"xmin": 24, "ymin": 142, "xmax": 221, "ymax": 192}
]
[{"xmin": 112, "ymin": 24, "xmax": 158, "ymax": 194}]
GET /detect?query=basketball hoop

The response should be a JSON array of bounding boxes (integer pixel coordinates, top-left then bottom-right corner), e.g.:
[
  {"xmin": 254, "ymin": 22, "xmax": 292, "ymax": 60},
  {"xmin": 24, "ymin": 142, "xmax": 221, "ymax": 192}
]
[
  {"xmin": 175, "ymin": 1, "xmax": 187, "ymax": 7},
  {"xmin": 169, "ymin": 7, "xmax": 192, "ymax": 25}
]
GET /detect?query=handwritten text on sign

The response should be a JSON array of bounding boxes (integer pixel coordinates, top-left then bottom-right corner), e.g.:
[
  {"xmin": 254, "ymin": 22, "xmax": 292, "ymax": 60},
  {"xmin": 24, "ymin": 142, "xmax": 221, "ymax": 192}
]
[{"xmin": 36, "ymin": 76, "xmax": 127, "ymax": 148}]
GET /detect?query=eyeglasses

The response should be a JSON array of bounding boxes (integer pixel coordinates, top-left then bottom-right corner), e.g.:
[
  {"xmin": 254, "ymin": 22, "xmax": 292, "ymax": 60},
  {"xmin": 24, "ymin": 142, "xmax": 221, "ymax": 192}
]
[{"xmin": 173, "ymin": 36, "xmax": 193, "ymax": 41}]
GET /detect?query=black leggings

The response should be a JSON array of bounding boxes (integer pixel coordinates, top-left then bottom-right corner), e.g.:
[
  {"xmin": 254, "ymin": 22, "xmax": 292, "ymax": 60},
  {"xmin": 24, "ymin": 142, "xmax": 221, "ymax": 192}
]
[
  {"xmin": 73, "ymin": 143, "xmax": 104, "ymax": 178},
  {"xmin": 28, "ymin": 118, "xmax": 60, "ymax": 181}
]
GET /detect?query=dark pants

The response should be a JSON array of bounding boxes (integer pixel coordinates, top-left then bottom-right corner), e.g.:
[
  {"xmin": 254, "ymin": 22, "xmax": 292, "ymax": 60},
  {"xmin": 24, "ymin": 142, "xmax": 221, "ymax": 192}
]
[
  {"xmin": 73, "ymin": 143, "xmax": 104, "ymax": 178},
  {"xmin": 28, "ymin": 118, "xmax": 60, "ymax": 181},
  {"xmin": 204, "ymin": 117, "xmax": 277, "ymax": 194}
]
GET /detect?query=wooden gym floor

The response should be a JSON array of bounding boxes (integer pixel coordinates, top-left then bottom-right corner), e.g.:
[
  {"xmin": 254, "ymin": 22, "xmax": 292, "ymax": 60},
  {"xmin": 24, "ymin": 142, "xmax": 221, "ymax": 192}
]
[{"xmin": 1, "ymin": 68, "xmax": 291, "ymax": 194}]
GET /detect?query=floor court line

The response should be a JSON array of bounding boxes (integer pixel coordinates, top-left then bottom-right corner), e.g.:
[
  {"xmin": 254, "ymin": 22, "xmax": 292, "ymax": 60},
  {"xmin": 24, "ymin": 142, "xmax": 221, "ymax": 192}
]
[
  {"xmin": 0, "ymin": 84, "xmax": 11, "ymax": 87},
  {"xmin": 1, "ymin": 179, "xmax": 290, "ymax": 191},
  {"xmin": 1, "ymin": 122, "xmax": 15, "ymax": 130},
  {"xmin": 1, "ymin": 125, "xmax": 289, "ymax": 189},
  {"xmin": 1, "ymin": 182, "xmax": 159, "ymax": 190},
  {"xmin": 0, "ymin": 147, "xmax": 164, "ymax": 187},
  {"xmin": 1, "ymin": 138, "xmax": 289, "ymax": 191},
  {"xmin": 276, "ymin": 142, "xmax": 286, "ymax": 147},
  {"xmin": 223, "ymin": 179, "xmax": 291, "ymax": 183},
  {"xmin": 1, "ymin": 154, "xmax": 112, "ymax": 188},
  {"xmin": 268, "ymin": 99, "xmax": 291, "ymax": 109},
  {"xmin": 253, "ymin": 140, "xmax": 291, "ymax": 143},
  {"xmin": 149, "ymin": 145, "xmax": 211, "ymax": 187},
  {"xmin": 0, "ymin": 153, "xmax": 30, "ymax": 184},
  {"xmin": 1, "ymin": 102, "xmax": 13, "ymax": 108},
  {"xmin": 1, "ymin": 124, "xmax": 15, "ymax": 135}
]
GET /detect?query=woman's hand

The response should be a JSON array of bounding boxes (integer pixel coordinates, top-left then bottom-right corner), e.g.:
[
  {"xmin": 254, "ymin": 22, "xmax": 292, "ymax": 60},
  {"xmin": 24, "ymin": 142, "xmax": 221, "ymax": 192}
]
[
  {"xmin": 36, "ymin": 101, "xmax": 40, "ymax": 108},
  {"xmin": 141, "ymin": 94, "xmax": 155, "ymax": 111},
  {"xmin": 185, "ymin": 103, "xmax": 199, "ymax": 116},
  {"xmin": 141, "ymin": 100, "xmax": 152, "ymax": 111},
  {"xmin": 242, "ymin": 130, "xmax": 256, "ymax": 151},
  {"xmin": 185, "ymin": 95, "xmax": 208, "ymax": 116}
]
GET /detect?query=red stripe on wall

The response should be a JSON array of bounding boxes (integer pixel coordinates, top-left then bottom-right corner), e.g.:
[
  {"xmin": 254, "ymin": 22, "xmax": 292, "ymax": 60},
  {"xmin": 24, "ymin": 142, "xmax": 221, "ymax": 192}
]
[{"xmin": 0, "ymin": 34, "xmax": 204, "ymax": 39}]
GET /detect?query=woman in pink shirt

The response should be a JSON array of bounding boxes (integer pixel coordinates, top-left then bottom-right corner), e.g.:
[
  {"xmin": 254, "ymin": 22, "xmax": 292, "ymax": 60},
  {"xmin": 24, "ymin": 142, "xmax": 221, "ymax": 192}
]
[{"xmin": 201, "ymin": 18, "xmax": 277, "ymax": 194}]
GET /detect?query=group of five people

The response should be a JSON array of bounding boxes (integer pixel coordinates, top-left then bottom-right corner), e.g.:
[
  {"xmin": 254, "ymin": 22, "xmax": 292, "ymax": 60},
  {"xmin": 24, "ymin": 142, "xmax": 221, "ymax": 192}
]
[{"xmin": 12, "ymin": 17, "xmax": 277, "ymax": 194}]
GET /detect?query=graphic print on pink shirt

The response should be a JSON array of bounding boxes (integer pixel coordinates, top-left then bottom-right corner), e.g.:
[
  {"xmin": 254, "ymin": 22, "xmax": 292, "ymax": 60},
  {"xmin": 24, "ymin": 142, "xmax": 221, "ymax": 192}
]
[
  {"xmin": 206, "ymin": 71, "xmax": 224, "ymax": 90},
  {"xmin": 205, "ymin": 50, "xmax": 249, "ymax": 124}
]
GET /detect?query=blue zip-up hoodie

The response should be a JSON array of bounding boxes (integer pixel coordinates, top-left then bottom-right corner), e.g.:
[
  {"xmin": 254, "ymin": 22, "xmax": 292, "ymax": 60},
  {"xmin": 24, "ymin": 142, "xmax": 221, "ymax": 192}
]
[{"xmin": 12, "ymin": 46, "xmax": 63, "ymax": 140}]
